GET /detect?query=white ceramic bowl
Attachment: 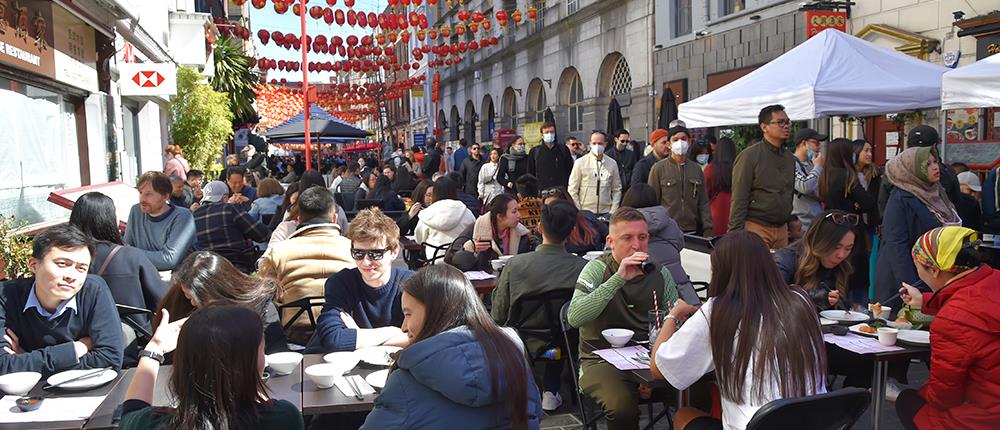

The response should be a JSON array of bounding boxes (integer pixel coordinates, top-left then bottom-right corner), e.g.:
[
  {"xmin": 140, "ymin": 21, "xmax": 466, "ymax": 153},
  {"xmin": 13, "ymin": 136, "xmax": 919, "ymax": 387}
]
[
  {"xmin": 877, "ymin": 327, "xmax": 899, "ymax": 346},
  {"xmin": 305, "ymin": 363, "xmax": 346, "ymax": 389},
  {"xmin": 489, "ymin": 259, "xmax": 505, "ymax": 271},
  {"xmin": 498, "ymin": 255, "xmax": 513, "ymax": 262},
  {"xmin": 0, "ymin": 372, "xmax": 41, "ymax": 396},
  {"xmin": 266, "ymin": 352, "xmax": 303, "ymax": 376},
  {"xmin": 601, "ymin": 328, "xmax": 634, "ymax": 348},
  {"xmin": 323, "ymin": 351, "xmax": 361, "ymax": 374}
]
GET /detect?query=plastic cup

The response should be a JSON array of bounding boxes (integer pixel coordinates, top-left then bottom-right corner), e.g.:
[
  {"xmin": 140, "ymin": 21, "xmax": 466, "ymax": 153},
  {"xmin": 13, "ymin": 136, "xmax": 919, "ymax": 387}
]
[{"xmin": 877, "ymin": 327, "xmax": 898, "ymax": 346}]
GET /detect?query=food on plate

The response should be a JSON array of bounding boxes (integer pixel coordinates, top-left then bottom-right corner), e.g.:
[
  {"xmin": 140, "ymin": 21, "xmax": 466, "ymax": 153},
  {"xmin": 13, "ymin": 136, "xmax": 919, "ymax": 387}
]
[
  {"xmin": 896, "ymin": 316, "xmax": 909, "ymax": 324},
  {"xmin": 868, "ymin": 302, "xmax": 882, "ymax": 317},
  {"xmin": 858, "ymin": 324, "xmax": 876, "ymax": 334}
]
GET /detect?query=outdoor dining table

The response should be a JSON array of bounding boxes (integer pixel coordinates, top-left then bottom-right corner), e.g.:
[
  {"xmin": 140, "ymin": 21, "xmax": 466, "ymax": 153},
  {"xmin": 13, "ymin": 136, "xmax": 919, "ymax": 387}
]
[
  {"xmin": 0, "ymin": 369, "xmax": 129, "ymax": 430},
  {"xmin": 301, "ymin": 354, "xmax": 379, "ymax": 415}
]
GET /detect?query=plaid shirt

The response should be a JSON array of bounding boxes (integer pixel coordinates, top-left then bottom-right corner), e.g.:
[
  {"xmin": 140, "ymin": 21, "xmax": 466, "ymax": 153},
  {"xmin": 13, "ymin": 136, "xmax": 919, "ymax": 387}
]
[{"xmin": 192, "ymin": 202, "xmax": 271, "ymax": 260}]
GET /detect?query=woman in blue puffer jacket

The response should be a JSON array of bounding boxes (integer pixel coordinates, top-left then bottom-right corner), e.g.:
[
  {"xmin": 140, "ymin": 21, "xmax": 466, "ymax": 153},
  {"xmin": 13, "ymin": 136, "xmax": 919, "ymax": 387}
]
[{"xmin": 361, "ymin": 265, "xmax": 542, "ymax": 430}]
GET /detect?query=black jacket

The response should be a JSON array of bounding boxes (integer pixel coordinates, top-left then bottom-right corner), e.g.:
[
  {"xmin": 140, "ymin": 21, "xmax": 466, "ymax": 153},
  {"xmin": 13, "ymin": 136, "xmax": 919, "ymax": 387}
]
[
  {"xmin": 422, "ymin": 149, "xmax": 442, "ymax": 178},
  {"xmin": 878, "ymin": 162, "xmax": 961, "ymax": 217},
  {"xmin": 606, "ymin": 143, "xmax": 641, "ymax": 192},
  {"xmin": 459, "ymin": 156, "xmax": 485, "ymax": 196},
  {"xmin": 90, "ymin": 241, "xmax": 167, "ymax": 331},
  {"xmin": 497, "ymin": 155, "xmax": 529, "ymax": 193},
  {"xmin": 631, "ymin": 154, "xmax": 658, "ymax": 187},
  {"xmin": 774, "ymin": 243, "xmax": 841, "ymax": 311},
  {"xmin": 528, "ymin": 143, "xmax": 573, "ymax": 190}
]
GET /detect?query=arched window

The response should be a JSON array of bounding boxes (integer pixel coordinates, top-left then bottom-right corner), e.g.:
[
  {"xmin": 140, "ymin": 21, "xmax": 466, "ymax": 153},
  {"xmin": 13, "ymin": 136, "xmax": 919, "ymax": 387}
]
[
  {"xmin": 528, "ymin": 79, "xmax": 546, "ymax": 123},
  {"xmin": 502, "ymin": 87, "xmax": 518, "ymax": 131},
  {"xmin": 569, "ymin": 73, "xmax": 584, "ymax": 132},
  {"xmin": 611, "ymin": 57, "xmax": 632, "ymax": 97}
]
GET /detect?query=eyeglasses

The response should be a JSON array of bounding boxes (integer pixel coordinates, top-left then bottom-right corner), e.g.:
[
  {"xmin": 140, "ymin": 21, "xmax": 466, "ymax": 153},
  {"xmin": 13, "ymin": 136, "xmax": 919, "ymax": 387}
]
[
  {"xmin": 768, "ymin": 119, "xmax": 792, "ymax": 126},
  {"xmin": 351, "ymin": 248, "xmax": 388, "ymax": 261},
  {"xmin": 823, "ymin": 212, "xmax": 860, "ymax": 226},
  {"xmin": 540, "ymin": 188, "xmax": 563, "ymax": 198}
]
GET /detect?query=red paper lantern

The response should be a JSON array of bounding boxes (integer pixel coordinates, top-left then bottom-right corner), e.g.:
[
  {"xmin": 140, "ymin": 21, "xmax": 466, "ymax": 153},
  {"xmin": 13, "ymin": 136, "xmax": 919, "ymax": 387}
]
[
  {"xmin": 409, "ymin": 12, "xmax": 420, "ymax": 26},
  {"xmin": 458, "ymin": 9, "xmax": 470, "ymax": 21},
  {"xmin": 347, "ymin": 35, "xmax": 359, "ymax": 46},
  {"xmin": 440, "ymin": 26, "xmax": 451, "ymax": 38},
  {"xmin": 469, "ymin": 22, "xmax": 479, "ymax": 33},
  {"xmin": 335, "ymin": 9, "xmax": 345, "ymax": 25},
  {"xmin": 368, "ymin": 12, "xmax": 378, "ymax": 29},
  {"xmin": 400, "ymin": 31, "xmax": 411, "ymax": 43},
  {"xmin": 327, "ymin": 0, "xmax": 337, "ymax": 5},
  {"xmin": 358, "ymin": 11, "xmax": 368, "ymax": 27},
  {"xmin": 309, "ymin": 5, "xmax": 323, "ymax": 19},
  {"xmin": 527, "ymin": 6, "xmax": 538, "ymax": 21},
  {"xmin": 469, "ymin": 40, "xmax": 479, "ymax": 51},
  {"xmin": 455, "ymin": 23, "xmax": 466, "ymax": 36},
  {"xmin": 323, "ymin": 8, "xmax": 334, "ymax": 24},
  {"xmin": 495, "ymin": 10, "xmax": 507, "ymax": 21},
  {"xmin": 512, "ymin": 11, "xmax": 522, "ymax": 24},
  {"xmin": 292, "ymin": 3, "xmax": 301, "ymax": 16},
  {"xmin": 472, "ymin": 11, "xmax": 484, "ymax": 22},
  {"xmin": 428, "ymin": 28, "xmax": 438, "ymax": 40},
  {"xmin": 274, "ymin": 1, "xmax": 288, "ymax": 14},
  {"xmin": 420, "ymin": 45, "xmax": 431, "ymax": 53},
  {"xmin": 482, "ymin": 20, "xmax": 491, "ymax": 31},
  {"xmin": 332, "ymin": 35, "xmax": 343, "ymax": 46},
  {"xmin": 416, "ymin": 29, "xmax": 426, "ymax": 41},
  {"xmin": 419, "ymin": 14, "xmax": 429, "ymax": 29},
  {"xmin": 397, "ymin": 15, "xmax": 407, "ymax": 29},
  {"xmin": 347, "ymin": 9, "xmax": 357, "ymax": 26},
  {"xmin": 344, "ymin": 0, "xmax": 355, "ymax": 7},
  {"xmin": 251, "ymin": 0, "xmax": 265, "ymax": 9}
]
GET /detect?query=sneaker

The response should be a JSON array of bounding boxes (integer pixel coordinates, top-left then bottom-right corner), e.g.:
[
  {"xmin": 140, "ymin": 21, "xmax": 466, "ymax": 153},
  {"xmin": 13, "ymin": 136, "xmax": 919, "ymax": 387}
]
[
  {"xmin": 541, "ymin": 391, "xmax": 562, "ymax": 411},
  {"xmin": 885, "ymin": 380, "xmax": 903, "ymax": 402}
]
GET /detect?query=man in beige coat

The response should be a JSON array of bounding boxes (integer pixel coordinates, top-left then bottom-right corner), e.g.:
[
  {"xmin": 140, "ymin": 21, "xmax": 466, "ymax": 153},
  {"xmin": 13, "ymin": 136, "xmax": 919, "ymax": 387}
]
[
  {"xmin": 568, "ymin": 131, "xmax": 622, "ymax": 216},
  {"xmin": 258, "ymin": 187, "xmax": 355, "ymax": 341}
]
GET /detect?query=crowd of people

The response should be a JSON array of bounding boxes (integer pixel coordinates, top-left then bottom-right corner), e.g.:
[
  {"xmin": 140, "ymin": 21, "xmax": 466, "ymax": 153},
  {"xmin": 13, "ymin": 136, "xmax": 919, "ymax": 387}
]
[{"xmin": 0, "ymin": 104, "xmax": 997, "ymax": 430}]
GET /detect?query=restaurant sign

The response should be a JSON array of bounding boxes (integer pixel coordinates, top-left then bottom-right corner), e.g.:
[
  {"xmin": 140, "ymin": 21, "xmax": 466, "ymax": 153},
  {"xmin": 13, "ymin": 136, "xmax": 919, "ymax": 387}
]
[
  {"xmin": 976, "ymin": 34, "xmax": 1000, "ymax": 60},
  {"xmin": 52, "ymin": 5, "xmax": 97, "ymax": 93},
  {"xmin": 0, "ymin": 0, "xmax": 56, "ymax": 79},
  {"xmin": 805, "ymin": 11, "xmax": 847, "ymax": 39}
]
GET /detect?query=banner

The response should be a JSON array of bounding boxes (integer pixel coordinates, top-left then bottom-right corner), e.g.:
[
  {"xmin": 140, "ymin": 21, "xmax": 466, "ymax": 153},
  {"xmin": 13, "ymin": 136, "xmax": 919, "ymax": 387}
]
[
  {"xmin": 118, "ymin": 63, "xmax": 177, "ymax": 96},
  {"xmin": 0, "ymin": 0, "xmax": 55, "ymax": 79},
  {"xmin": 806, "ymin": 11, "xmax": 846, "ymax": 39},
  {"xmin": 523, "ymin": 122, "xmax": 543, "ymax": 151}
]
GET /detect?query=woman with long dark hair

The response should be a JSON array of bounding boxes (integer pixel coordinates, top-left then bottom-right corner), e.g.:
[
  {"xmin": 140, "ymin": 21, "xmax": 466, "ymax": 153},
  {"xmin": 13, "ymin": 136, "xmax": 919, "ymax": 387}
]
[
  {"xmin": 704, "ymin": 137, "xmax": 735, "ymax": 237},
  {"xmin": 651, "ymin": 231, "xmax": 827, "ymax": 430},
  {"xmin": 773, "ymin": 210, "xmax": 857, "ymax": 311},
  {"xmin": 819, "ymin": 138, "xmax": 879, "ymax": 303},
  {"xmin": 447, "ymin": 193, "xmax": 532, "ymax": 271},
  {"xmin": 498, "ymin": 137, "xmax": 530, "ymax": 193},
  {"xmin": 154, "ymin": 251, "xmax": 288, "ymax": 353},
  {"xmin": 365, "ymin": 173, "xmax": 405, "ymax": 211},
  {"xmin": 120, "ymin": 305, "xmax": 303, "ymax": 429},
  {"xmin": 361, "ymin": 265, "xmax": 542, "ymax": 429},
  {"xmin": 70, "ymin": 192, "xmax": 168, "ymax": 364},
  {"xmin": 540, "ymin": 187, "xmax": 607, "ymax": 254},
  {"xmin": 621, "ymin": 183, "xmax": 689, "ymax": 285},
  {"xmin": 397, "ymin": 179, "xmax": 433, "ymax": 236}
]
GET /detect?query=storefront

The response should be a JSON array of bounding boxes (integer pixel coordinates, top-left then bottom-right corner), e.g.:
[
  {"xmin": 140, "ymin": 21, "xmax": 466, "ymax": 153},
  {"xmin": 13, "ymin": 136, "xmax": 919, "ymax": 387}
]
[{"xmin": 0, "ymin": 0, "xmax": 106, "ymax": 226}]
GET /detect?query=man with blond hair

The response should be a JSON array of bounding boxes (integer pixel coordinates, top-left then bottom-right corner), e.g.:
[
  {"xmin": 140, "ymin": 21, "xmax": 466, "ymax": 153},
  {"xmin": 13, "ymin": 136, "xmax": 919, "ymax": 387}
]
[{"xmin": 306, "ymin": 208, "xmax": 414, "ymax": 352}]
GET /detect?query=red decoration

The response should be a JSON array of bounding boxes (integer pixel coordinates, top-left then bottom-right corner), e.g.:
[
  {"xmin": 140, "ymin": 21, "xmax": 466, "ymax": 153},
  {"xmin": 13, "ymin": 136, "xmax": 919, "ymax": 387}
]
[
  {"xmin": 428, "ymin": 28, "xmax": 438, "ymax": 40},
  {"xmin": 323, "ymin": 8, "xmax": 334, "ymax": 24},
  {"xmin": 274, "ymin": 1, "xmax": 288, "ymax": 14},
  {"xmin": 335, "ymin": 9, "xmax": 345, "ymax": 25},
  {"xmin": 258, "ymin": 29, "xmax": 270, "ymax": 45},
  {"xmin": 482, "ymin": 20, "xmax": 491, "ymax": 31},
  {"xmin": 347, "ymin": 9, "xmax": 357, "ymax": 26},
  {"xmin": 368, "ymin": 12, "xmax": 378, "ymax": 29},
  {"xmin": 344, "ymin": 0, "xmax": 355, "ymax": 7},
  {"xmin": 327, "ymin": 0, "xmax": 337, "ymax": 5},
  {"xmin": 440, "ymin": 26, "xmax": 451, "ymax": 38},
  {"xmin": 458, "ymin": 9, "xmax": 470, "ymax": 21},
  {"xmin": 527, "ymin": 6, "xmax": 538, "ymax": 21},
  {"xmin": 512, "ymin": 11, "xmax": 522, "ymax": 24},
  {"xmin": 358, "ymin": 11, "xmax": 368, "ymax": 27},
  {"xmin": 251, "ymin": 0, "xmax": 265, "ymax": 9},
  {"xmin": 309, "ymin": 5, "xmax": 323, "ymax": 19},
  {"xmin": 455, "ymin": 23, "xmax": 466, "ymax": 36}
]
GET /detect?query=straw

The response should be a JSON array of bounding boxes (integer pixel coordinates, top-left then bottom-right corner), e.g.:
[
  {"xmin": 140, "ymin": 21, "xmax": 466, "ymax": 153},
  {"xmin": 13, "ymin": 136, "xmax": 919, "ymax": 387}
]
[{"xmin": 653, "ymin": 290, "xmax": 660, "ymax": 330}]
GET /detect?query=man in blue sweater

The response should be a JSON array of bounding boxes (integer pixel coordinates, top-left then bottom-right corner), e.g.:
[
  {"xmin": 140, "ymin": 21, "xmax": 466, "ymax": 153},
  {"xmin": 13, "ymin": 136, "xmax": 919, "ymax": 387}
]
[
  {"xmin": 0, "ymin": 225, "xmax": 124, "ymax": 375},
  {"xmin": 307, "ymin": 208, "xmax": 413, "ymax": 352},
  {"xmin": 124, "ymin": 171, "xmax": 196, "ymax": 271}
]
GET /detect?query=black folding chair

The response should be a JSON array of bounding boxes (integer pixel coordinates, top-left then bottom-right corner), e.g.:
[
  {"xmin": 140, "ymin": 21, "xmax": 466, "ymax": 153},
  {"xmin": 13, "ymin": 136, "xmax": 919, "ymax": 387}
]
[
  {"xmin": 509, "ymin": 289, "xmax": 574, "ymax": 383},
  {"xmin": 745, "ymin": 387, "xmax": 870, "ymax": 430},
  {"xmin": 355, "ymin": 199, "xmax": 383, "ymax": 211},
  {"xmin": 419, "ymin": 242, "xmax": 451, "ymax": 267},
  {"xmin": 334, "ymin": 192, "xmax": 357, "ymax": 212},
  {"xmin": 277, "ymin": 296, "xmax": 326, "ymax": 345}
]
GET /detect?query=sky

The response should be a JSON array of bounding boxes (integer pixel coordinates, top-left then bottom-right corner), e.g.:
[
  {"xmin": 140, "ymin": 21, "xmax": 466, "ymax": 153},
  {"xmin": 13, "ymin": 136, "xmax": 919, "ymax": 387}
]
[{"xmin": 249, "ymin": 1, "xmax": 389, "ymax": 83}]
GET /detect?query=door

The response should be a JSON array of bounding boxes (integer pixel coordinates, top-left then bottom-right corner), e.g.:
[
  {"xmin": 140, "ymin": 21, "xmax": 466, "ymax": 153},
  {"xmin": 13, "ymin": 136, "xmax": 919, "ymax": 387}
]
[{"xmin": 865, "ymin": 115, "xmax": 902, "ymax": 166}]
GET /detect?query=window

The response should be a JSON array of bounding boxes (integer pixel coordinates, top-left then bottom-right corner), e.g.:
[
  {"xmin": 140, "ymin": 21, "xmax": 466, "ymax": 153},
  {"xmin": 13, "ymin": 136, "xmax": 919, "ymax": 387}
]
[
  {"xmin": 611, "ymin": 57, "xmax": 632, "ymax": 97},
  {"xmin": 532, "ymin": 86, "xmax": 546, "ymax": 123},
  {"xmin": 568, "ymin": 74, "xmax": 583, "ymax": 132},
  {"xmin": 567, "ymin": 0, "xmax": 580, "ymax": 14},
  {"xmin": 674, "ymin": 0, "xmax": 692, "ymax": 37},
  {"xmin": 723, "ymin": 0, "xmax": 746, "ymax": 15}
]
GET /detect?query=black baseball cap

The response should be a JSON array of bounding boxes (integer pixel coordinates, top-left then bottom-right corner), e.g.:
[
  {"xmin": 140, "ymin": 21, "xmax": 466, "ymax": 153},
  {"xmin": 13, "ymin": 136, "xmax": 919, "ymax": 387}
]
[
  {"xmin": 794, "ymin": 128, "xmax": 828, "ymax": 143},
  {"xmin": 907, "ymin": 125, "xmax": 940, "ymax": 147}
]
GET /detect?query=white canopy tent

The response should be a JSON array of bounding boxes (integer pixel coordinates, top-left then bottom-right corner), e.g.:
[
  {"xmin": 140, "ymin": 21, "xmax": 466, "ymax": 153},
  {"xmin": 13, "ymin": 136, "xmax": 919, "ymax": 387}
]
[
  {"xmin": 941, "ymin": 54, "xmax": 1000, "ymax": 110},
  {"xmin": 678, "ymin": 29, "xmax": 948, "ymax": 127}
]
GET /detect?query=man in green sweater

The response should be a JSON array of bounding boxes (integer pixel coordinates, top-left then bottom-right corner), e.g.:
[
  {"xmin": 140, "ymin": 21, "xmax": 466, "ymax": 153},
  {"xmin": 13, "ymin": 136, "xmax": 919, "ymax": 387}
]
[
  {"xmin": 568, "ymin": 207, "xmax": 678, "ymax": 430},
  {"xmin": 124, "ymin": 171, "xmax": 196, "ymax": 271}
]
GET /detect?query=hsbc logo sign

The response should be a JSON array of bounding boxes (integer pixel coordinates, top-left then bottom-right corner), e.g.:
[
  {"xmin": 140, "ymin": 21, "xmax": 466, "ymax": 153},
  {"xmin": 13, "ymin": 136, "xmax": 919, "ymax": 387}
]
[{"xmin": 119, "ymin": 63, "xmax": 177, "ymax": 96}]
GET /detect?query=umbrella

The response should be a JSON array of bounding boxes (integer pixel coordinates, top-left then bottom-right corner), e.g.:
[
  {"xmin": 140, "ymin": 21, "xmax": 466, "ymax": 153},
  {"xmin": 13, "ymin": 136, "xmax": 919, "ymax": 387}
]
[
  {"xmin": 658, "ymin": 87, "xmax": 677, "ymax": 129},
  {"xmin": 265, "ymin": 105, "xmax": 370, "ymax": 142},
  {"xmin": 543, "ymin": 107, "xmax": 557, "ymax": 143},
  {"xmin": 606, "ymin": 98, "xmax": 624, "ymax": 137}
]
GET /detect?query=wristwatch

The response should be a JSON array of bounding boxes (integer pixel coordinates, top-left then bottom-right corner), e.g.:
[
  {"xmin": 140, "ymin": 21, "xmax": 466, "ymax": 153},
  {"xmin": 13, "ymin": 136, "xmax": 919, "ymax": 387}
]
[{"xmin": 139, "ymin": 349, "xmax": 165, "ymax": 364}]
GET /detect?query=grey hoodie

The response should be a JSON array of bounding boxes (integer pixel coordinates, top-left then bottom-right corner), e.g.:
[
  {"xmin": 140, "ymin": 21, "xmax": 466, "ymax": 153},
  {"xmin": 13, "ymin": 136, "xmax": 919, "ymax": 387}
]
[{"xmin": 637, "ymin": 206, "xmax": 690, "ymax": 285}]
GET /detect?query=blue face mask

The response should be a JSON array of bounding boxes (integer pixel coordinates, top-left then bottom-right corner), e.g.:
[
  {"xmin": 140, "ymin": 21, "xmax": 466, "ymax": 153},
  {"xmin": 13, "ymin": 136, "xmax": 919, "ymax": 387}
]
[{"xmin": 806, "ymin": 149, "xmax": 817, "ymax": 161}]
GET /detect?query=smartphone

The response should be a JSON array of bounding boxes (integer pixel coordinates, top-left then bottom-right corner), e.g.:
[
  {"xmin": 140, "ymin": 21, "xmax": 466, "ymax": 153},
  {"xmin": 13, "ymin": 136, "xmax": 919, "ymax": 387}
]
[{"xmin": 676, "ymin": 282, "xmax": 702, "ymax": 307}]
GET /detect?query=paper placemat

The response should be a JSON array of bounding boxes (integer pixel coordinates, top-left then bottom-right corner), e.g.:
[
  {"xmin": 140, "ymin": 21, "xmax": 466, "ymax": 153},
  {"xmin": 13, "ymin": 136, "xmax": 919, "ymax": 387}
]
[
  {"xmin": 463, "ymin": 271, "xmax": 495, "ymax": 281},
  {"xmin": 594, "ymin": 346, "xmax": 651, "ymax": 370},
  {"xmin": 824, "ymin": 333, "xmax": 904, "ymax": 354},
  {"xmin": 335, "ymin": 374, "xmax": 377, "ymax": 398},
  {"xmin": 0, "ymin": 395, "xmax": 105, "ymax": 423}
]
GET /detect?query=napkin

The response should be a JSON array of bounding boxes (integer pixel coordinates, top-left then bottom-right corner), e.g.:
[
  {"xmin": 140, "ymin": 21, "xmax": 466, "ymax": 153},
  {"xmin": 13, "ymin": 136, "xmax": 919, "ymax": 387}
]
[
  {"xmin": 463, "ymin": 271, "xmax": 495, "ymax": 281},
  {"xmin": 335, "ymin": 375, "xmax": 377, "ymax": 398},
  {"xmin": 0, "ymin": 396, "xmax": 105, "ymax": 423}
]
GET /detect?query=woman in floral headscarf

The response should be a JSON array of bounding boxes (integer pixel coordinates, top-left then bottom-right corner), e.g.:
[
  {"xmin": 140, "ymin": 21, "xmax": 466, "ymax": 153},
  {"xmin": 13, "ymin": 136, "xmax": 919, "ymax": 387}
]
[
  {"xmin": 875, "ymin": 147, "xmax": 960, "ymax": 308},
  {"xmin": 895, "ymin": 227, "xmax": 999, "ymax": 430}
]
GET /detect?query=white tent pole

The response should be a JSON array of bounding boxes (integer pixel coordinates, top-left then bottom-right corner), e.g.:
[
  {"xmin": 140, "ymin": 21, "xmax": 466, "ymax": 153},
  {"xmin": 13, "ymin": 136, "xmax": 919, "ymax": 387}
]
[{"xmin": 939, "ymin": 112, "xmax": 947, "ymax": 162}]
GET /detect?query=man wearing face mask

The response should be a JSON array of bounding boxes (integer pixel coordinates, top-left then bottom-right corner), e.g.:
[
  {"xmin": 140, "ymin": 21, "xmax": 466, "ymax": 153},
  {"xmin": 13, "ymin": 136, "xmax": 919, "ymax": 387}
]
[
  {"xmin": 529, "ymin": 122, "xmax": 574, "ymax": 189},
  {"xmin": 792, "ymin": 128, "xmax": 827, "ymax": 229},
  {"xmin": 647, "ymin": 126, "xmax": 713, "ymax": 235},
  {"xmin": 568, "ymin": 131, "xmax": 622, "ymax": 217},
  {"xmin": 631, "ymin": 129, "xmax": 671, "ymax": 186},
  {"xmin": 606, "ymin": 130, "xmax": 640, "ymax": 193}
]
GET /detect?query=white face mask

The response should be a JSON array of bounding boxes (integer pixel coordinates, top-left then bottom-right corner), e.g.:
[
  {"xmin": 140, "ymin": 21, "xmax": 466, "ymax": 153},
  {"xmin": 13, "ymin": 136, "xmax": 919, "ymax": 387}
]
[
  {"xmin": 542, "ymin": 133, "xmax": 555, "ymax": 143},
  {"xmin": 696, "ymin": 154, "xmax": 710, "ymax": 165},
  {"xmin": 671, "ymin": 140, "xmax": 690, "ymax": 156},
  {"xmin": 590, "ymin": 144, "xmax": 605, "ymax": 156}
]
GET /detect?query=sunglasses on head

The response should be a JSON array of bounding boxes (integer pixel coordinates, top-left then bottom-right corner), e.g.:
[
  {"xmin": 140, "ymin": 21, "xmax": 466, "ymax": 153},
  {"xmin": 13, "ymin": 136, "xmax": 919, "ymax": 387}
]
[
  {"xmin": 541, "ymin": 188, "xmax": 563, "ymax": 198},
  {"xmin": 351, "ymin": 248, "xmax": 388, "ymax": 261},
  {"xmin": 823, "ymin": 212, "xmax": 860, "ymax": 226}
]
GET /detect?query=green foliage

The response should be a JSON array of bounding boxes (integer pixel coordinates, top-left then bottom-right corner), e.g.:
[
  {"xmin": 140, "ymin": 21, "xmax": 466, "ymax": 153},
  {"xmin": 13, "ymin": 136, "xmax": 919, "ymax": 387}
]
[
  {"xmin": 170, "ymin": 66, "xmax": 233, "ymax": 177},
  {"xmin": 211, "ymin": 36, "xmax": 259, "ymax": 126},
  {"xmin": 0, "ymin": 215, "xmax": 32, "ymax": 280}
]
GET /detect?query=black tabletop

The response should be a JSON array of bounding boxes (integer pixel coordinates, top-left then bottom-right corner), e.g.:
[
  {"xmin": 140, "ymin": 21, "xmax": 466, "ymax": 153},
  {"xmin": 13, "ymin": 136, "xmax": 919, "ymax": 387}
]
[{"xmin": 301, "ymin": 354, "xmax": 383, "ymax": 416}]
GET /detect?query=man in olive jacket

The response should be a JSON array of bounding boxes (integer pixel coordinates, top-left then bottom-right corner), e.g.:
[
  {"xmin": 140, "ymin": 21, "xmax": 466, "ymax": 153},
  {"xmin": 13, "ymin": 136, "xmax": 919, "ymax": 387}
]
[
  {"xmin": 648, "ymin": 126, "xmax": 712, "ymax": 234},
  {"xmin": 491, "ymin": 200, "xmax": 586, "ymax": 411}
]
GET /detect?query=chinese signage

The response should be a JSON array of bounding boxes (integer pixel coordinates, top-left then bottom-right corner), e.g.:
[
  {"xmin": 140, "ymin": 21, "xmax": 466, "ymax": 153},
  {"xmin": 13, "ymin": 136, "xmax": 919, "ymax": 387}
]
[
  {"xmin": 0, "ymin": 0, "xmax": 55, "ymax": 78},
  {"xmin": 431, "ymin": 72, "xmax": 440, "ymax": 103},
  {"xmin": 52, "ymin": 5, "xmax": 96, "ymax": 92},
  {"xmin": 976, "ymin": 34, "xmax": 1000, "ymax": 60},
  {"xmin": 118, "ymin": 62, "xmax": 177, "ymax": 96},
  {"xmin": 805, "ymin": 11, "xmax": 847, "ymax": 39}
]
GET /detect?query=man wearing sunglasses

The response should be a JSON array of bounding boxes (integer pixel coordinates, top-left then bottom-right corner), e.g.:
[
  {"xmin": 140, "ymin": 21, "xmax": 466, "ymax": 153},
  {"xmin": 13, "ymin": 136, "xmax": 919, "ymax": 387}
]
[
  {"xmin": 729, "ymin": 104, "xmax": 797, "ymax": 248},
  {"xmin": 307, "ymin": 208, "xmax": 413, "ymax": 353}
]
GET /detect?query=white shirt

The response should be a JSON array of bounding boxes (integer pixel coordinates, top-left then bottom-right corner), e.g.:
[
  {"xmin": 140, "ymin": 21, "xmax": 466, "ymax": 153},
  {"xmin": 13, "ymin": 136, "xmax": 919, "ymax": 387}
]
[{"xmin": 654, "ymin": 299, "xmax": 825, "ymax": 430}]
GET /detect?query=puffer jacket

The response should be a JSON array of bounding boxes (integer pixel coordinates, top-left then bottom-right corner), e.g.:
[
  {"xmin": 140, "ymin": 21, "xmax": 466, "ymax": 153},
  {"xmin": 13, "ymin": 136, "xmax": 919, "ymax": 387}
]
[
  {"xmin": 257, "ymin": 223, "xmax": 356, "ymax": 327},
  {"xmin": 360, "ymin": 326, "xmax": 543, "ymax": 430},
  {"xmin": 914, "ymin": 265, "xmax": 1000, "ymax": 430},
  {"xmin": 415, "ymin": 199, "xmax": 475, "ymax": 263},
  {"xmin": 636, "ymin": 206, "xmax": 689, "ymax": 285}
]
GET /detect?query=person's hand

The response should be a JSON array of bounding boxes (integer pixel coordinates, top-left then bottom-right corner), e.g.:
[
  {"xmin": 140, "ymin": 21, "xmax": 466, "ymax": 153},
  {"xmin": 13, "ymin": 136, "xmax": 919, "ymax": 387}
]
[
  {"xmin": 73, "ymin": 337, "xmax": 93, "ymax": 358},
  {"xmin": 341, "ymin": 312, "xmax": 359, "ymax": 329},
  {"xmin": 616, "ymin": 252, "xmax": 648, "ymax": 281},
  {"xmin": 408, "ymin": 202, "xmax": 423, "ymax": 218},
  {"xmin": 148, "ymin": 309, "xmax": 188, "ymax": 355},
  {"xmin": 474, "ymin": 240, "xmax": 491, "ymax": 253},
  {"xmin": 812, "ymin": 152, "xmax": 824, "ymax": 167},
  {"xmin": 669, "ymin": 299, "xmax": 698, "ymax": 321},
  {"xmin": 228, "ymin": 194, "xmax": 249, "ymax": 205},
  {"xmin": 4, "ymin": 329, "xmax": 23, "ymax": 354},
  {"xmin": 899, "ymin": 283, "xmax": 922, "ymax": 308},
  {"xmin": 190, "ymin": 202, "xmax": 201, "ymax": 212},
  {"xmin": 828, "ymin": 290, "xmax": 841, "ymax": 306}
]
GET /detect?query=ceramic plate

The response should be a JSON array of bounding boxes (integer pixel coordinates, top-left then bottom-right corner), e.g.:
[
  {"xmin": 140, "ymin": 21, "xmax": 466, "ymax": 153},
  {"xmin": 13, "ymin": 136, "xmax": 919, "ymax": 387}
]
[
  {"xmin": 357, "ymin": 346, "xmax": 402, "ymax": 367},
  {"xmin": 848, "ymin": 323, "xmax": 878, "ymax": 338},
  {"xmin": 897, "ymin": 330, "xmax": 930, "ymax": 346},
  {"xmin": 46, "ymin": 369, "xmax": 117, "ymax": 391},
  {"xmin": 820, "ymin": 318, "xmax": 838, "ymax": 326},
  {"xmin": 820, "ymin": 310, "xmax": 869, "ymax": 323},
  {"xmin": 365, "ymin": 369, "xmax": 390, "ymax": 389}
]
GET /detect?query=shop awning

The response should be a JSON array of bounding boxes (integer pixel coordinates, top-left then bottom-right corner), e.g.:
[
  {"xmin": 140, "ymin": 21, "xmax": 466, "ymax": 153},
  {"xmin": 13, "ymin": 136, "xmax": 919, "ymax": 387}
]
[
  {"xmin": 941, "ymin": 54, "xmax": 1000, "ymax": 110},
  {"xmin": 678, "ymin": 29, "xmax": 949, "ymax": 127}
]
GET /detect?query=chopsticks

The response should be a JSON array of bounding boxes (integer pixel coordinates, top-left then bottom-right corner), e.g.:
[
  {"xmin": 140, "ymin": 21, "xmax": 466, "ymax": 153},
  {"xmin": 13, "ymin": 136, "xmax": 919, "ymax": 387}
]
[
  {"xmin": 43, "ymin": 367, "xmax": 111, "ymax": 390},
  {"xmin": 345, "ymin": 375, "xmax": 364, "ymax": 400},
  {"xmin": 881, "ymin": 280, "xmax": 927, "ymax": 307}
]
